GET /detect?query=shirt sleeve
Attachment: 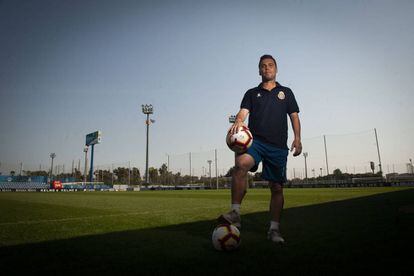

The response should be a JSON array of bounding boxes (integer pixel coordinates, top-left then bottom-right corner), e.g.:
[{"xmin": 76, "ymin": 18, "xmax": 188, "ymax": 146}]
[
  {"xmin": 240, "ymin": 91, "xmax": 252, "ymax": 111},
  {"xmin": 287, "ymin": 89, "xmax": 300, "ymax": 114}
]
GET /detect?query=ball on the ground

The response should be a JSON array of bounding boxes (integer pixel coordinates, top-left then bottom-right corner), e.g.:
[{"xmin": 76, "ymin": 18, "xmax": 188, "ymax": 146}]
[
  {"xmin": 226, "ymin": 126, "xmax": 253, "ymax": 154},
  {"xmin": 212, "ymin": 224, "xmax": 241, "ymax": 251}
]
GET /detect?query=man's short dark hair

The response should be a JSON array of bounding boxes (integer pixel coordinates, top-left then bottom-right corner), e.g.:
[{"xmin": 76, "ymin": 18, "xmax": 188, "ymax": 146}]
[{"xmin": 259, "ymin": 54, "xmax": 277, "ymax": 68}]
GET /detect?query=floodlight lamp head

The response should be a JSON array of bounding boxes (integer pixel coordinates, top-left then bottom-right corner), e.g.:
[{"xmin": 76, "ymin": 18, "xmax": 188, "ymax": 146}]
[
  {"xmin": 142, "ymin": 104, "xmax": 154, "ymax": 114},
  {"xmin": 50, "ymin": 153, "xmax": 56, "ymax": 159}
]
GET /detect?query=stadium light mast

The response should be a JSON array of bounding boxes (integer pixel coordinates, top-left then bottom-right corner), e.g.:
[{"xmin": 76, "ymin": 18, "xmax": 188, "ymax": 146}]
[
  {"xmin": 189, "ymin": 152, "xmax": 192, "ymax": 184},
  {"xmin": 85, "ymin": 131, "xmax": 101, "ymax": 183},
  {"xmin": 83, "ymin": 147, "xmax": 88, "ymax": 184},
  {"xmin": 166, "ymin": 154, "xmax": 170, "ymax": 185},
  {"xmin": 207, "ymin": 160, "xmax": 212, "ymax": 188},
  {"xmin": 323, "ymin": 135, "xmax": 329, "ymax": 176},
  {"xmin": 374, "ymin": 128, "xmax": 383, "ymax": 175},
  {"xmin": 303, "ymin": 152, "xmax": 308, "ymax": 179},
  {"xmin": 142, "ymin": 104, "xmax": 154, "ymax": 184},
  {"xmin": 49, "ymin": 153, "xmax": 56, "ymax": 181}
]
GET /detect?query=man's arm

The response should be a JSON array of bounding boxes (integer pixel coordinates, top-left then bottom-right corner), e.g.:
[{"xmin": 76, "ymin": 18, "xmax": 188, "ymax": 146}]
[
  {"xmin": 289, "ymin": 112, "xmax": 302, "ymax": 156},
  {"xmin": 230, "ymin": 108, "xmax": 249, "ymax": 134}
]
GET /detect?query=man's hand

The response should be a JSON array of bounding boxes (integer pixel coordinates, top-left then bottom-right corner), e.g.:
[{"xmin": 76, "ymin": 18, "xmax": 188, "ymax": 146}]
[
  {"xmin": 229, "ymin": 121, "xmax": 248, "ymax": 135},
  {"xmin": 290, "ymin": 139, "xmax": 302, "ymax": 157},
  {"xmin": 229, "ymin": 108, "xmax": 250, "ymax": 135}
]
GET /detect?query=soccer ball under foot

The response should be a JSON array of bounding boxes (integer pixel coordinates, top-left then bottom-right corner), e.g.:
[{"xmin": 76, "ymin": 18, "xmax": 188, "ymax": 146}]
[{"xmin": 212, "ymin": 224, "xmax": 241, "ymax": 251}]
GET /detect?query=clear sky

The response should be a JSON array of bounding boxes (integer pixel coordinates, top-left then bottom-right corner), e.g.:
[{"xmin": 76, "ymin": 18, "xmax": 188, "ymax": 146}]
[{"xmin": 1, "ymin": 0, "xmax": 413, "ymax": 177}]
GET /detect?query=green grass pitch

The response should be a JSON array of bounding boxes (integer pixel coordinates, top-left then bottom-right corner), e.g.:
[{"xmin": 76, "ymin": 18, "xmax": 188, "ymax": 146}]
[{"xmin": 0, "ymin": 187, "xmax": 413, "ymax": 274}]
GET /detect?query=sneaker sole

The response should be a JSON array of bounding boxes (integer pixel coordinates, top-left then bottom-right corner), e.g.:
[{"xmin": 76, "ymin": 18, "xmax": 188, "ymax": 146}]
[
  {"xmin": 217, "ymin": 215, "xmax": 241, "ymax": 229},
  {"xmin": 267, "ymin": 235, "xmax": 285, "ymax": 244}
]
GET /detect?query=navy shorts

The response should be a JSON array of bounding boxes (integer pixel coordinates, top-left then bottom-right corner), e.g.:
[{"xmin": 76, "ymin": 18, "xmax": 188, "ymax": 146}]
[{"xmin": 245, "ymin": 139, "xmax": 289, "ymax": 184}]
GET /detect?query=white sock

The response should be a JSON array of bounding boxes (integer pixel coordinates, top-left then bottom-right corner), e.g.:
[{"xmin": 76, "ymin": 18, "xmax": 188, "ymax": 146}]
[
  {"xmin": 231, "ymin": 204, "xmax": 241, "ymax": 214},
  {"xmin": 270, "ymin": 221, "xmax": 280, "ymax": 230}
]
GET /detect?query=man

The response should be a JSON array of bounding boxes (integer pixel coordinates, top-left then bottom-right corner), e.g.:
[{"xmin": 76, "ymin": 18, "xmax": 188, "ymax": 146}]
[{"xmin": 218, "ymin": 54, "xmax": 302, "ymax": 244}]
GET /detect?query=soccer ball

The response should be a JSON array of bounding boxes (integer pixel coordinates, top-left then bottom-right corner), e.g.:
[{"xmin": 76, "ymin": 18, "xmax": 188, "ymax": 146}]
[
  {"xmin": 212, "ymin": 224, "xmax": 241, "ymax": 251},
  {"xmin": 226, "ymin": 126, "xmax": 253, "ymax": 154}
]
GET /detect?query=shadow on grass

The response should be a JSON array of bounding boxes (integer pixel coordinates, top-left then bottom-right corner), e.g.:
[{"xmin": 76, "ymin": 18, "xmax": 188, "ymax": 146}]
[{"xmin": 1, "ymin": 189, "xmax": 413, "ymax": 275}]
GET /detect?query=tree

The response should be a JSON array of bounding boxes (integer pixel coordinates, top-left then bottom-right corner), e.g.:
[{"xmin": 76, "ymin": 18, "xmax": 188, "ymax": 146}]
[
  {"xmin": 131, "ymin": 167, "xmax": 141, "ymax": 185},
  {"xmin": 158, "ymin": 163, "xmax": 168, "ymax": 176},
  {"xmin": 94, "ymin": 169, "xmax": 113, "ymax": 184},
  {"xmin": 148, "ymin": 167, "xmax": 158, "ymax": 184},
  {"xmin": 158, "ymin": 163, "xmax": 170, "ymax": 185},
  {"xmin": 73, "ymin": 169, "xmax": 83, "ymax": 181},
  {"xmin": 114, "ymin": 167, "xmax": 129, "ymax": 184},
  {"xmin": 27, "ymin": 170, "xmax": 49, "ymax": 177},
  {"xmin": 333, "ymin": 168, "xmax": 343, "ymax": 177}
]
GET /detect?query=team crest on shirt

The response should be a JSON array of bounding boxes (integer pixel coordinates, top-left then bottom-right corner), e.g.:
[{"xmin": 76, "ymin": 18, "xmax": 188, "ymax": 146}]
[
  {"xmin": 257, "ymin": 93, "xmax": 261, "ymax": 97},
  {"xmin": 277, "ymin": 91, "xmax": 285, "ymax": 100}
]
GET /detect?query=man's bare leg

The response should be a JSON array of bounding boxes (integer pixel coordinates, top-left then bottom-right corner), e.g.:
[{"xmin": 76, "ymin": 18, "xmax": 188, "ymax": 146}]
[
  {"xmin": 269, "ymin": 182, "xmax": 284, "ymax": 222},
  {"xmin": 268, "ymin": 182, "xmax": 285, "ymax": 243},
  {"xmin": 217, "ymin": 153, "xmax": 254, "ymax": 228},
  {"xmin": 231, "ymin": 153, "xmax": 255, "ymax": 204}
]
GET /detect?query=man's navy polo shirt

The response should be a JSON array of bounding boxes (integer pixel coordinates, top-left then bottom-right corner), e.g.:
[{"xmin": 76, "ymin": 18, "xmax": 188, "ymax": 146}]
[{"xmin": 240, "ymin": 82, "xmax": 300, "ymax": 149}]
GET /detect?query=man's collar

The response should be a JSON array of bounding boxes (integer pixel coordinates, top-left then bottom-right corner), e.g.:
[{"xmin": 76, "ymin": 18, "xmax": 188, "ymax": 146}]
[{"xmin": 258, "ymin": 81, "xmax": 280, "ymax": 90}]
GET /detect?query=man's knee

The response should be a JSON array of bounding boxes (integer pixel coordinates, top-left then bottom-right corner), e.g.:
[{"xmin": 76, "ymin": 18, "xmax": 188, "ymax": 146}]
[
  {"xmin": 235, "ymin": 154, "xmax": 254, "ymax": 172},
  {"xmin": 269, "ymin": 182, "xmax": 283, "ymax": 194}
]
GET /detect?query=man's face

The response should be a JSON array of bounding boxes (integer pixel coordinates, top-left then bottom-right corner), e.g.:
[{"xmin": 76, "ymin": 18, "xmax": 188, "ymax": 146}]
[{"xmin": 259, "ymin": 58, "xmax": 277, "ymax": 81}]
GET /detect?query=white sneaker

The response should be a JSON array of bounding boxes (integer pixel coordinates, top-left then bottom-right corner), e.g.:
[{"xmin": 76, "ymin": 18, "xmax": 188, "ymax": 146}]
[
  {"xmin": 217, "ymin": 210, "xmax": 241, "ymax": 229},
  {"xmin": 267, "ymin": 229, "xmax": 285, "ymax": 244}
]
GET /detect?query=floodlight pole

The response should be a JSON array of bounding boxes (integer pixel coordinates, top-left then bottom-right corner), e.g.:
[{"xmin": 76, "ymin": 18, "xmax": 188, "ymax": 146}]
[
  {"xmin": 19, "ymin": 162, "xmax": 23, "ymax": 176},
  {"xmin": 142, "ymin": 104, "xmax": 153, "ymax": 184},
  {"xmin": 303, "ymin": 152, "xmax": 308, "ymax": 179},
  {"xmin": 215, "ymin": 149, "xmax": 218, "ymax": 190},
  {"xmin": 323, "ymin": 135, "xmax": 329, "ymax": 176},
  {"xmin": 145, "ymin": 112, "xmax": 149, "ymax": 183},
  {"xmin": 207, "ymin": 160, "xmax": 212, "ymax": 188},
  {"xmin": 83, "ymin": 147, "xmax": 88, "ymax": 184},
  {"xmin": 49, "ymin": 153, "xmax": 56, "ymax": 182},
  {"xmin": 89, "ymin": 144, "xmax": 95, "ymax": 182},
  {"xmin": 128, "ymin": 161, "xmax": 131, "ymax": 186},
  {"xmin": 71, "ymin": 160, "xmax": 74, "ymax": 177},
  {"xmin": 189, "ymin": 152, "xmax": 192, "ymax": 184},
  {"xmin": 111, "ymin": 163, "xmax": 114, "ymax": 186},
  {"xmin": 374, "ymin": 128, "xmax": 383, "ymax": 175},
  {"xmin": 166, "ymin": 154, "xmax": 170, "ymax": 185}
]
